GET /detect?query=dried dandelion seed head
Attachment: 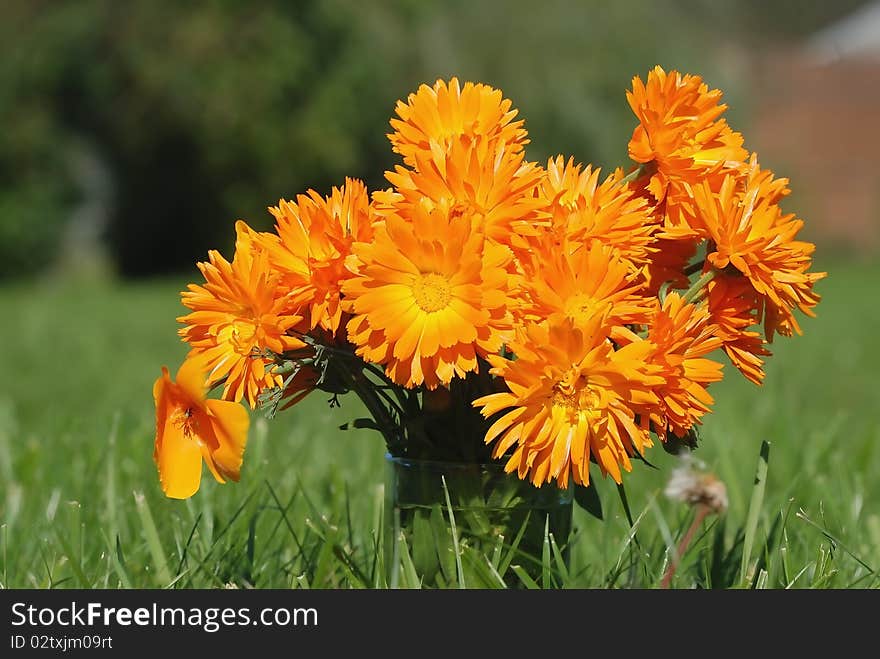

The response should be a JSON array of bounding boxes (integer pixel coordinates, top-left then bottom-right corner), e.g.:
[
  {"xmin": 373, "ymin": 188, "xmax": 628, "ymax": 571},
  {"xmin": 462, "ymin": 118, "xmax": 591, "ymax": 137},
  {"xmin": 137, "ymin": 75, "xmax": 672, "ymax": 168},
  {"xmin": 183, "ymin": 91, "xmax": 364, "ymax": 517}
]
[{"xmin": 664, "ymin": 453, "xmax": 728, "ymax": 514}]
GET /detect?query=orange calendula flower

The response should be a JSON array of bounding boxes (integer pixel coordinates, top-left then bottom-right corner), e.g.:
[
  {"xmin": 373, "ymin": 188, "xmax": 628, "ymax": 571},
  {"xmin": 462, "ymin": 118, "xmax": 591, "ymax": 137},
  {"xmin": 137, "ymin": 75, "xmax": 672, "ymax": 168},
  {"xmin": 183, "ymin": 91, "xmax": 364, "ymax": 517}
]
[
  {"xmin": 697, "ymin": 159, "xmax": 826, "ymax": 342},
  {"xmin": 178, "ymin": 223, "xmax": 304, "ymax": 407},
  {"xmin": 388, "ymin": 77, "xmax": 529, "ymax": 169},
  {"xmin": 707, "ymin": 274, "xmax": 772, "ymax": 385},
  {"xmin": 256, "ymin": 177, "xmax": 374, "ymax": 336},
  {"xmin": 374, "ymin": 139, "xmax": 546, "ymax": 245},
  {"xmin": 627, "ymin": 66, "xmax": 748, "ymax": 204},
  {"xmin": 517, "ymin": 240, "xmax": 653, "ymax": 341},
  {"xmin": 639, "ymin": 293, "xmax": 724, "ymax": 440},
  {"xmin": 473, "ymin": 316, "xmax": 664, "ymax": 488},
  {"xmin": 533, "ymin": 157, "xmax": 657, "ymax": 272},
  {"xmin": 153, "ymin": 357, "xmax": 250, "ymax": 499},
  {"xmin": 342, "ymin": 205, "xmax": 514, "ymax": 389}
]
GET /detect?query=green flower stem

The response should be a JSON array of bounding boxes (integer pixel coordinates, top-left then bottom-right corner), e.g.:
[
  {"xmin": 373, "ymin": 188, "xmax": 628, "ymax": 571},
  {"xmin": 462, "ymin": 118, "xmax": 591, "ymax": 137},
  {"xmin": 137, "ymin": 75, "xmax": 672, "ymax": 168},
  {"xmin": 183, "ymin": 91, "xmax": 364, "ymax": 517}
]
[
  {"xmin": 340, "ymin": 363, "xmax": 404, "ymax": 452},
  {"xmin": 681, "ymin": 268, "xmax": 717, "ymax": 305},
  {"xmin": 362, "ymin": 361, "xmax": 413, "ymax": 413},
  {"xmin": 683, "ymin": 260, "xmax": 705, "ymax": 277}
]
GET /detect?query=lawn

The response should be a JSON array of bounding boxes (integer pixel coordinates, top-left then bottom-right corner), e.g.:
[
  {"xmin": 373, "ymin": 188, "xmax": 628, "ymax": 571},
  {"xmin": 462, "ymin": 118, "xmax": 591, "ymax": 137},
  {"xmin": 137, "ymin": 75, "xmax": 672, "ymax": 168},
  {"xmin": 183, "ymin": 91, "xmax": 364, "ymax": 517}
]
[{"xmin": 1, "ymin": 255, "xmax": 877, "ymax": 588}]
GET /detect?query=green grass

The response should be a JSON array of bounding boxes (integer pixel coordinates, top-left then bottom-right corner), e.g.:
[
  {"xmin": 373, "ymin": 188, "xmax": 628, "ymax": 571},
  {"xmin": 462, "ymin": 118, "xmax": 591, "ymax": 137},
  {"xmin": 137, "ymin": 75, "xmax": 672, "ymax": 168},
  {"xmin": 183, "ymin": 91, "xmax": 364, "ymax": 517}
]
[{"xmin": 1, "ymin": 256, "xmax": 878, "ymax": 589}]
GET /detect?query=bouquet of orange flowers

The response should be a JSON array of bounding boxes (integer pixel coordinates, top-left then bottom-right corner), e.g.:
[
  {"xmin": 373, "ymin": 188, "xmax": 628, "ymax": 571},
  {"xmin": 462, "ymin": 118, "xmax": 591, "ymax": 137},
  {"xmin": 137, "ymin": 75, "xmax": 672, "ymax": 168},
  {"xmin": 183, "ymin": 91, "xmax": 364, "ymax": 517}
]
[{"xmin": 153, "ymin": 66, "xmax": 825, "ymax": 504}]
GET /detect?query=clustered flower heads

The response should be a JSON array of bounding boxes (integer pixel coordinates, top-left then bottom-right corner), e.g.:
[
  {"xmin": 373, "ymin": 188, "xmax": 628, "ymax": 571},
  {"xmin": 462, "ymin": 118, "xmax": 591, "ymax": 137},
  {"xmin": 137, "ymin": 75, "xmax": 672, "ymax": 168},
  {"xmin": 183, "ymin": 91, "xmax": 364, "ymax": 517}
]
[{"xmin": 153, "ymin": 67, "xmax": 825, "ymax": 499}]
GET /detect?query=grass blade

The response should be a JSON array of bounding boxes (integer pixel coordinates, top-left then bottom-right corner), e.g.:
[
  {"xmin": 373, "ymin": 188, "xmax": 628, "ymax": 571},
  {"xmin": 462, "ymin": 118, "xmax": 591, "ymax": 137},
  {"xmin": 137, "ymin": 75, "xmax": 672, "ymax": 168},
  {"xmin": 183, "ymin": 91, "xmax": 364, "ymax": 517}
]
[
  {"xmin": 541, "ymin": 515, "xmax": 552, "ymax": 588},
  {"xmin": 1, "ymin": 523, "xmax": 7, "ymax": 588},
  {"xmin": 796, "ymin": 507, "xmax": 875, "ymax": 575},
  {"xmin": 100, "ymin": 530, "xmax": 133, "ymax": 589},
  {"xmin": 549, "ymin": 532, "xmax": 570, "ymax": 584},
  {"xmin": 511, "ymin": 564, "xmax": 540, "ymax": 589},
  {"xmin": 397, "ymin": 533, "xmax": 421, "ymax": 589},
  {"xmin": 441, "ymin": 475, "xmax": 465, "ymax": 589},
  {"xmin": 105, "ymin": 412, "xmax": 120, "ymax": 547},
  {"xmin": 133, "ymin": 491, "xmax": 172, "ymax": 587},
  {"xmin": 740, "ymin": 440, "xmax": 770, "ymax": 587},
  {"xmin": 496, "ymin": 510, "xmax": 531, "ymax": 577}
]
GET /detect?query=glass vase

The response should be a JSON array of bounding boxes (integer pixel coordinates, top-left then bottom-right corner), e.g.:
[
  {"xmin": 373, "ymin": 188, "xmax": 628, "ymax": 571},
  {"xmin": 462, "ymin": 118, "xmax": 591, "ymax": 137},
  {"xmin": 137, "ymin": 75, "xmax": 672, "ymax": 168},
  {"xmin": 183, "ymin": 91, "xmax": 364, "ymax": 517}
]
[{"xmin": 383, "ymin": 454, "xmax": 573, "ymax": 588}]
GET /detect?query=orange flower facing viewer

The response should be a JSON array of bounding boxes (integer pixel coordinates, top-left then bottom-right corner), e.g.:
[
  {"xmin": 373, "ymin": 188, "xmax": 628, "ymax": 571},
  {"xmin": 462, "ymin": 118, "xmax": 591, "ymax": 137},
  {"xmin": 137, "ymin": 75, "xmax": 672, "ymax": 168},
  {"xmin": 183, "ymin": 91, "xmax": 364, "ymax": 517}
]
[{"xmin": 153, "ymin": 357, "xmax": 250, "ymax": 499}]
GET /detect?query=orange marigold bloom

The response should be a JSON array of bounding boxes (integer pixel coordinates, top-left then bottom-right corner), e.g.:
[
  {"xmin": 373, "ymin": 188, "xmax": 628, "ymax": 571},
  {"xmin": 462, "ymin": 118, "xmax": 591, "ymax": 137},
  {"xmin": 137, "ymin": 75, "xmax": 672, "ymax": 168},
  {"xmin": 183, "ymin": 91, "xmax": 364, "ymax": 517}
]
[
  {"xmin": 153, "ymin": 356, "xmax": 250, "ymax": 499},
  {"xmin": 473, "ymin": 316, "xmax": 665, "ymax": 488},
  {"xmin": 627, "ymin": 66, "xmax": 748, "ymax": 204},
  {"xmin": 707, "ymin": 274, "xmax": 772, "ymax": 385},
  {"xmin": 388, "ymin": 77, "xmax": 529, "ymax": 169},
  {"xmin": 517, "ymin": 240, "xmax": 653, "ymax": 340},
  {"xmin": 534, "ymin": 157, "xmax": 657, "ymax": 272},
  {"xmin": 178, "ymin": 223, "xmax": 304, "ymax": 407},
  {"xmin": 342, "ymin": 205, "xmax": 514, "ymax": 389},
  {"xmin": 639, "ymin": 293, "xmax": 724, "ymax": 440},
  {"xmin": 373, "ymin": 139, "xmax": 546, "ymax": 245},
  {"xmin": 697, "ymin": 160, "xmax": 826, "ymax": 342},
  {"xmin": 256, "ymin": 177, "xmax": 374, "ymax": 336}
]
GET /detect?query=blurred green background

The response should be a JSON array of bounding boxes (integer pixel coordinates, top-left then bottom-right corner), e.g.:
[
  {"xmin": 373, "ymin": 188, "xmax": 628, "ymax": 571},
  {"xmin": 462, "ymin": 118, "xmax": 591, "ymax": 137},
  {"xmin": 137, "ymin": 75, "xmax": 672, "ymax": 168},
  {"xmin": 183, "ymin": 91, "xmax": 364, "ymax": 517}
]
[
  {"xmin": 3, "ymin": 0, "xmax": 874, "ymax": 280},
  {"xmin": 2, "ymin": 0, "xmax": 878, "ymax": 588}
]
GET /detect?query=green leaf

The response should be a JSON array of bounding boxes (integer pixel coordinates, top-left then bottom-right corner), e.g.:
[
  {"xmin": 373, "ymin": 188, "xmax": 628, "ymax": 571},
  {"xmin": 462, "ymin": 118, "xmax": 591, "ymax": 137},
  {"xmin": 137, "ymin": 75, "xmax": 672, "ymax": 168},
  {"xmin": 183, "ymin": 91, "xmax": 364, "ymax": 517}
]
[
  {"xmin": 339, "ymin": 418, "xmax": 381, "ymax": 432},
  {"xmin": 411, "ymin": 507, "xmax": 439, "ymax": 583},
  {"xmin": 616, "ymin": 483, "xmax": 635, "ymax": 529}
]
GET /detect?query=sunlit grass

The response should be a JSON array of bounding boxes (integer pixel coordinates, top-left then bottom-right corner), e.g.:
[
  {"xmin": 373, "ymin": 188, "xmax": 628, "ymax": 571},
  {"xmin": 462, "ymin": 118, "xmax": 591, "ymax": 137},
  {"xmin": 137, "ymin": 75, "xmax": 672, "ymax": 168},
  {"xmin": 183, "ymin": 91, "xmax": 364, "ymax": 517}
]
[{"xmin": 0, "ymin": 256, "xmax": 877, "ymax": 588}]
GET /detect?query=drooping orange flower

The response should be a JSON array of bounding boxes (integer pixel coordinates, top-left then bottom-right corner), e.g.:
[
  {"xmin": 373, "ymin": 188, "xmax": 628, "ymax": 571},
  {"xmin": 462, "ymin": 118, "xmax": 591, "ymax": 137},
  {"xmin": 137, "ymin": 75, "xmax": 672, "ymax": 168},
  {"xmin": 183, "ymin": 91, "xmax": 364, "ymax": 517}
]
[
  {"xmin": 627, "ymin": 66, "xmax": 748, "ymax": 204},
  {"xmin": 373, "ymin": 139, "xmax": 546, "ymax": 245},
  {"xmin": 697, "ymin": 159, "xmax": 826, "ymax": 342},
  {"xmin": 254, "ymin": 177, "xmax": 374, "ymax": 336},
  {"xmin": 533, "ymin": 157, "xmax": 657, "ymax": 272},
  {"xmin": 473, "ymin": 316, "xmax": 665, "ymax": 487},
  {"xmin": 706, "ymin": 274, "xmax": 772, "ymax": 385},
  {"xmin": 637, "ymin": 292, "xmax": 724, "ymax": 440},
  {"xmin": 388, "ymin": 77, "xmax": 529, "ymax": 169},
  {"xmin": 516, "ymin": 240, "xmax": 653, "ymax": 340},
  {"xmin": 342, "ymin": 205, "xmax": 514, "ymax": 389},
  {"xmin": 178, "ymin": 222, "xmax": 304, "ymax": 407},
  {"xmin": 153, "ymin": 356, "xmax": 250, "ymax": 499}
]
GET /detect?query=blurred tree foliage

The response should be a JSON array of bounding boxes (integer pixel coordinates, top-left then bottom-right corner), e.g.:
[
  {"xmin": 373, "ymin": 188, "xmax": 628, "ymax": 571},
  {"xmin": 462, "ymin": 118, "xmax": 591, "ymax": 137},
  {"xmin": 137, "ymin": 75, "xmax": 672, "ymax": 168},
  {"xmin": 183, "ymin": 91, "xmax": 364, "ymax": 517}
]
[{"xmin": 0, "ymin": 0, "xmax": 869, "ymax": 278}]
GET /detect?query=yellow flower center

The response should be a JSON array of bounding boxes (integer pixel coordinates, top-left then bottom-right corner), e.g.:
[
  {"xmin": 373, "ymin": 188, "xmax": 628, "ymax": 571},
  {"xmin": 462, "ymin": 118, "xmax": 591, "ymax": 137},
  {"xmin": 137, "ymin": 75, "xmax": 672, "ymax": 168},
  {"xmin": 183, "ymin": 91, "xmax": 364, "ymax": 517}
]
[
  {"xmin": 220, "ymin": 319, "xmax": 258, "ymax": 354},
  {"xmin": 412, "ymin": 273, "xmax": 452, "ymax": 312},
  {"xmin": 564, "ymin": 293, "xmax": 602, "ymax": 321},
  {"xmin": 551, "ymin": 385, "xmax": 579, "ymax": 411},
  {"xmin": 551, "ymin": 373, "xmax": 602, "ymax": 416},
  {"xmin": 551, "ymin": 369, "xmax": 583, "ymax": 411}
]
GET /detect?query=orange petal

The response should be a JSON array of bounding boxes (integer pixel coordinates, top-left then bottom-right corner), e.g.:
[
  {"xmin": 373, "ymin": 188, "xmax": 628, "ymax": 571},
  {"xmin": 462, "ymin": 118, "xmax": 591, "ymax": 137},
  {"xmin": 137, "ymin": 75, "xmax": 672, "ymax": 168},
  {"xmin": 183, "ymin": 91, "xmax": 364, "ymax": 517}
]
[
  {"xmin": 175, "ymin": 356, "xmax": 209, "ymax": 409},
  {"xmin": 205, "ymin": 399, "xmax": 250, "ymax": 482},
  {"xmin": 156, "ymin": 421, "xmax": 203, "ymax": 499}
]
